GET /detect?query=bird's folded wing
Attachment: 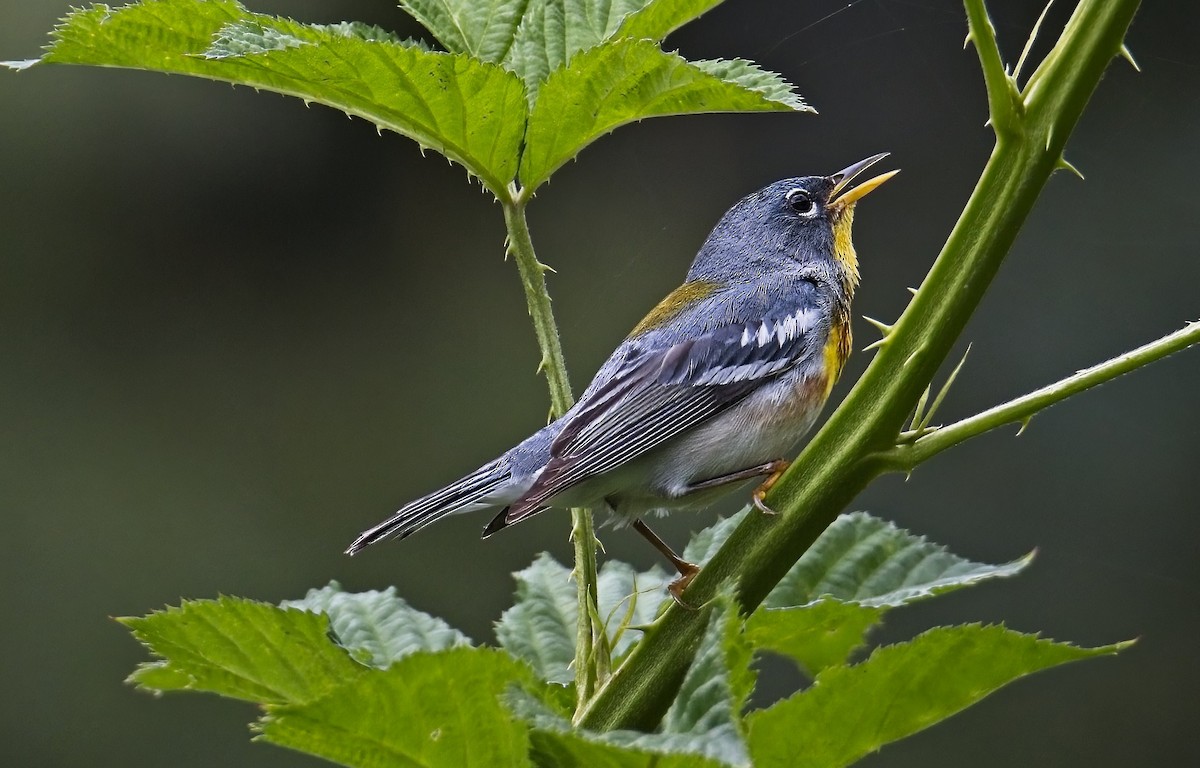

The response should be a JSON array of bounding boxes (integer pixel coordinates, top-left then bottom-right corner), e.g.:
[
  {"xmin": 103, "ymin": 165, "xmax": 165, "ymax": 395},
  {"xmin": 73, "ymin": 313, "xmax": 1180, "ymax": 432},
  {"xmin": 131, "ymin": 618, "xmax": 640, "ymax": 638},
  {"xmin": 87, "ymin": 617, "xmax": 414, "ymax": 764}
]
[{"xmin": 508, "ymin": 300, "xmax": 825, "ymax": 516}]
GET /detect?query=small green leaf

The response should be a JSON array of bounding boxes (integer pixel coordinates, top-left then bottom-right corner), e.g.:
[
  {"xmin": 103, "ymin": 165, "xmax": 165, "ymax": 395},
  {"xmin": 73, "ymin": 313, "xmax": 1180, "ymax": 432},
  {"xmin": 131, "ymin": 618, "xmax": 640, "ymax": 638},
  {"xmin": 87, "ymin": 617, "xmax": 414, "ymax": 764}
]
[
  {"xmin": 496, "ymin": 553, "xmax": 578, "ymax": 685},
  {"xmin": 746, "ymin": 625, "xmax": 1131, "ymax": 768},
  {"xmin": 765, "ymin": 511, "xmax": 1032, "ymax": 609},
  {"xmin": 25, "ymin": 0, "xmax": 526, "ymax": 194},
  {"xmin": 282, "ymin": 581, "xmax": 471, "ymax": 669},
  {"xmin": 497, "ymin": 554, "xmax": 668, "ymax": 684},
  {"xmin": 616, "ymin": 0, "xmax": 723, "ymax": 41},
  {"xmin": 519, "ymin": 38, "xmax": 806, "ymax": 191},
  {"xmin": 744, "ymin": 599, "xmax": 883, "ymax": 676},
  {"xmin": 260, "ymin": 647, "xmax": 535, "ymax": 768},
  {"xmin": 505, "ymin": 0, "xmax": 653, "ymax": 99},
  {"xmin": 120, "ymin": 596, "xmax": 363, "ymax": 704},
  {"xmin": 595, "ymin": 559, "xmax": 671, "ymax": 659},
  {"xmin": 398, "ymin": 0, "xmax": 532, "ymax": 62}
]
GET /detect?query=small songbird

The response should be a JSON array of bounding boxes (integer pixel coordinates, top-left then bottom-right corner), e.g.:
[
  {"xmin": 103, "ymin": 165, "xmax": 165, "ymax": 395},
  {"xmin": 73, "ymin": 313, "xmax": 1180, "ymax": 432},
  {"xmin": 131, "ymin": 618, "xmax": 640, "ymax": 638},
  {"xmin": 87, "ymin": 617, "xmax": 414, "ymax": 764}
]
[{"xmin": 347, "ymin": 154, "xmax": 897, "ymax": 600}]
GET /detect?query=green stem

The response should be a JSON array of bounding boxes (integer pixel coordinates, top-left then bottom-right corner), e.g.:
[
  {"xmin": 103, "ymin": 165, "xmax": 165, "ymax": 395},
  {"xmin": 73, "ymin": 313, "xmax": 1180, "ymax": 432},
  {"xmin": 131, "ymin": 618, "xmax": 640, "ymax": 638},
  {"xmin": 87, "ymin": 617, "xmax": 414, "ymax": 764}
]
[
  {"xmin": 964, "ymin": 0, "xmax": 1022, "ymax": 138},
  {"xmin": 577, "ymin": 0, "xmax": 1141, "ymax": 732},
  {"xmin": 500, "ymin": 186, "xmax": 602, "ymax": 713},
  {"xmin": 883, "ymin": 322, "xmax": 1200, "ymax": 470}
]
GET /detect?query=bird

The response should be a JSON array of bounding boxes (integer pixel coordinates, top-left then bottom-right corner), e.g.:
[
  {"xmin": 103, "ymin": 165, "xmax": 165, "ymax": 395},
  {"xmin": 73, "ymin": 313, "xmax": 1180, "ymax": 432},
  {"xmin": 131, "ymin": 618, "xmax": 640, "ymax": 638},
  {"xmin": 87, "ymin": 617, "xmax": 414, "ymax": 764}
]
[{"xmin": 346, "ymin": 154, "xmax": 897, "ymax": 602}]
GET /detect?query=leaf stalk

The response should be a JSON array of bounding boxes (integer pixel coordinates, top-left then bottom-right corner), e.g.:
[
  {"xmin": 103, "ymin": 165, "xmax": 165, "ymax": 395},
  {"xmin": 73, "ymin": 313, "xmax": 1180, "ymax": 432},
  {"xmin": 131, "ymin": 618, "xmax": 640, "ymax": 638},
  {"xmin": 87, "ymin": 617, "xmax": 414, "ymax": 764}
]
[{"xmin": 500, "ymin": 185, "xmax": 603, "ymax": 714}]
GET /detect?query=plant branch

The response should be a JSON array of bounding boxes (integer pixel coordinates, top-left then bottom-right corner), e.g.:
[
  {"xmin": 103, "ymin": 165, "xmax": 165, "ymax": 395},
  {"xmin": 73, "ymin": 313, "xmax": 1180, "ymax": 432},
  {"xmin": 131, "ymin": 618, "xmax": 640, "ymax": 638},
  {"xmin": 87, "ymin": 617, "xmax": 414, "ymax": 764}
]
[
  {"xmin": 577, "ymin": 0, "xmax": 1142, "ymax": 732},
  {"xmin": 964, "ymin": 0, "xmax": 1022, "ymax": 138},
  {"xmin": 882, "ymin": 322, "xmax": 1200, "ymax": 469},
  {"xmin": 500, "ymin": 186, "xmax": 602, "ymax": 714}
]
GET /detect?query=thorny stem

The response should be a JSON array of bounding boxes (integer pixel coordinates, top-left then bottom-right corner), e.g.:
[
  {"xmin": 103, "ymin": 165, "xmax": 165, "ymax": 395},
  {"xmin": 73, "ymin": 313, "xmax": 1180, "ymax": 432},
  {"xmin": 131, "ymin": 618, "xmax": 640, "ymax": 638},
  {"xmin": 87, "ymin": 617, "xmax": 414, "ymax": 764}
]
[
  {"xmin": 578, "ymin": 0, "xmax": 1144, "ymax": 732},
  {"xmin": 500, "ymin": 184, "xmax": 602, "ymax": 715},
  {"xmin": 881, "ymin": 322, "xmax": 1200, "ymax": 470}
]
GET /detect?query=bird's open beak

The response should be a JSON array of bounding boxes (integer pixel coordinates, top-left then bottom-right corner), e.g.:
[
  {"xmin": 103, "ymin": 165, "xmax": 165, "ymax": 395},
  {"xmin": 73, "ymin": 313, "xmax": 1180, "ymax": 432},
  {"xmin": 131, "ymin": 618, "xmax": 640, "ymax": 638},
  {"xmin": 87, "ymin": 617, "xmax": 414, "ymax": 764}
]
[{"xmin": 829, "ymin": 152, "xmax": 899, "ymax": 207}]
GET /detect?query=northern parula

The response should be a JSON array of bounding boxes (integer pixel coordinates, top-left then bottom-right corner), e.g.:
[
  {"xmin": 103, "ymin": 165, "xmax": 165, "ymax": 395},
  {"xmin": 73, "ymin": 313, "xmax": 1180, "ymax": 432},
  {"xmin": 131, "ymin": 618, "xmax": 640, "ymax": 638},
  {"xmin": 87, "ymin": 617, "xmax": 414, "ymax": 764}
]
[{"xmin": 347, "ymin": 154, "xmax": 897, "ymax": 600}]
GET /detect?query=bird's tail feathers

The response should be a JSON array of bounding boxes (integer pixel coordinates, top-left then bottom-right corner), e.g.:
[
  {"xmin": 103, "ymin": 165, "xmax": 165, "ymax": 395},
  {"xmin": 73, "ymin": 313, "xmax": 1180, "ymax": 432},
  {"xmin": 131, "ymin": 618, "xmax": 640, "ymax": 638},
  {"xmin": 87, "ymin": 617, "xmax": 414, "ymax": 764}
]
[
  {"xmin": 481, "ymin": 503, "xmax": 551, "ymax": 538},
  {"xmin": 345, "ymin": 459, "xmax": 512, "ymax": 555}
]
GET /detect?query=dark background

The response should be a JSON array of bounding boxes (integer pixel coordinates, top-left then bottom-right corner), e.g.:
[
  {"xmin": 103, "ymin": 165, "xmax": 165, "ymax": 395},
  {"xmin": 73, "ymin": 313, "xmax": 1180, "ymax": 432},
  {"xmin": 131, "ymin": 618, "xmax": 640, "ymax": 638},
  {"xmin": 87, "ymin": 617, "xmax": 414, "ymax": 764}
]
[{"xmin": 2, "ymin": 1, "xmax": 1197, "ymax": 766}]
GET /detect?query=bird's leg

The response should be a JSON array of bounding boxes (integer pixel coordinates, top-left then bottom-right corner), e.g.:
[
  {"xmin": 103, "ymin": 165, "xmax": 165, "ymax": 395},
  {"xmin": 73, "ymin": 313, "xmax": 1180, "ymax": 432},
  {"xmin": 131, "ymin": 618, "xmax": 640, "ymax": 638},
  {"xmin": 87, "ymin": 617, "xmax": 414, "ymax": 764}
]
[
  {"xmin": 750, "ymin": 459, "xmax": 791, "ymax": 516},
  {"xmin": 682, "ymin": 458, "xmax": 791, "ymax": 516},
  {"xmin": 632, "ymin": 518, "xmax": 699, "ymax": 609}
]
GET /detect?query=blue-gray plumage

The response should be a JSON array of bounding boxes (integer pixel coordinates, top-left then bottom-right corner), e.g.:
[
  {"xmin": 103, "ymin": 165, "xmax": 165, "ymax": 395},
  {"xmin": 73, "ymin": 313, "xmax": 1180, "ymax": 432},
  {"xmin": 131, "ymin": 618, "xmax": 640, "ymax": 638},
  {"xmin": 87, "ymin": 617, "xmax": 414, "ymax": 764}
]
[{"xmin": 346, "ymin": 155, "xmax": 897, "ymax": 598}]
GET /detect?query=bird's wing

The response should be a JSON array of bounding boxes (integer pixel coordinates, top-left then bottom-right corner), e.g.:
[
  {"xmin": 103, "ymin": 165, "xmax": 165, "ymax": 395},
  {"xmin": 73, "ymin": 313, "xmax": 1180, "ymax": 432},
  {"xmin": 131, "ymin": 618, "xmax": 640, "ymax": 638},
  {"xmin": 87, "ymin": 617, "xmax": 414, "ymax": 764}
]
[{"xmin": 504, "ymin": 281, "xmax": 827, "ymax": 520}]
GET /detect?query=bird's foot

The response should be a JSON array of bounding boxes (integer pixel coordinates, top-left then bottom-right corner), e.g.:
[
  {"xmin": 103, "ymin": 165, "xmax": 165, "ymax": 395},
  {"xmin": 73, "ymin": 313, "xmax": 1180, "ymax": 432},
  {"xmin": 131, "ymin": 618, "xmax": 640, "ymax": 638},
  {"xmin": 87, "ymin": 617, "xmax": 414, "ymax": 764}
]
[
  {"xmin": 751, "ymin": 459, "xmax": 791, "ymax": 516},
  {"xmin": 667, "ymin": 561, "xmax": 701, "ymax": 610}
]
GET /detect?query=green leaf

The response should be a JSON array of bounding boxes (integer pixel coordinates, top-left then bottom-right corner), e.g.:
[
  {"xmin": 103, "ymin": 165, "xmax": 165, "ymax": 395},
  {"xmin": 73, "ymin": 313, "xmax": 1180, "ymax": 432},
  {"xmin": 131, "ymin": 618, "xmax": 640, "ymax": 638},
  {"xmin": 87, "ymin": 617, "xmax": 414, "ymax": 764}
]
[
  {"xmin": 282, "ymin": 581, "xmax": 471, "ymax": 669},
  {"xmin": 518, "ymin": 38, "xmax": 806, "ymax": 191},
  {"xmin": 739, "ymin": 511, "xmax": 1033, "ymax": 673},
  {"xmin": 497, "ymin": 553, "xmax": 668, "ymax": 684},
  {"xmin": 120, "ymin": 596, "xmax": 363, "ymax": 705},
  {"xmin": 744, "ymin": 599, "xmax": 883, "ymax": 676},
  {"xmin": 654, "ymin": 596, "xmax": 752, "ymax": 767},
  {"xmin": 529, "ymin": 729, "xmax": 730, "ymax": 768},
  {"xmin": 260, "ymin": 647, "xmax": 534, "ymax": 768},
  {"xmin": 509, "ymin": 689, "xmax": 732, "ymax": 768},
  {"xmin": 495, "ymin": 553, "xmax": 578, "ymax": 685},
  {"xmin": 746, "ymin": 625, "xmax": 1131, "ymax": 768},
  {"xmin": 505, "ymin": 0, "xmax": 652, "ymax": 99},
  {"xmin": 595, "ymin": 559, "xmax": 671, "ymax": 659},
  {"xmin": 398, "ymin": 0, "xmax": 533, "ymax": 62},
  {"xmin": 615, "ymin": 0, "xmax": 723, "ymax": 41},
  {"xmin": 22, "ymin": 0, "xmax": 525, "ymax": 194},
  {"xmin": 765, "ymin": 511, "xmax": 1033, "ymax": 609},
  {"xmin": 683, "ymin": 510, "xmax": 747, "ymax": 566}
]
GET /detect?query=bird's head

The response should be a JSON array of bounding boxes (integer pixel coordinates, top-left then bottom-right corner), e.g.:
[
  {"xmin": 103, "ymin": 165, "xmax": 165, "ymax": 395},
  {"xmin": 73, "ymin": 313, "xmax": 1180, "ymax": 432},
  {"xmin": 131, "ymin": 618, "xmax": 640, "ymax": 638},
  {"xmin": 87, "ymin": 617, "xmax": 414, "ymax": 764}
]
[{"xmin": 687, "ymin": 153, "xmax": 898, "ymax": 296}]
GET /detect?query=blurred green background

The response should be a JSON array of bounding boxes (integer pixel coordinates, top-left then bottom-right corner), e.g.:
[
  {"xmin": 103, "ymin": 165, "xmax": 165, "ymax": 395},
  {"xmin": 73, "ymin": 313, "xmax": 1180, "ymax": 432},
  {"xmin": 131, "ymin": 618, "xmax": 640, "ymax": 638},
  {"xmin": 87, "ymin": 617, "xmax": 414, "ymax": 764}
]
[{"xmin": 1, "ymin": 1, "xmax": 1197, "ymax": 765}]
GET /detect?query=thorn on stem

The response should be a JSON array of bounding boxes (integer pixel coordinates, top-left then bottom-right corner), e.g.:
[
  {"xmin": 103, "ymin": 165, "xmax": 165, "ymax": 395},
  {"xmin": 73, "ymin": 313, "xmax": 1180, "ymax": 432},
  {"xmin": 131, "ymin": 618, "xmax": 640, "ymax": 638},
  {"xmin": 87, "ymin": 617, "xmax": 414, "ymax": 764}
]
[
  {"xmin": 862, "ymin": 315, "xmax": 894, "ymax": 335},
  {"xmin": 1016, "ymin": 416, "xmax": 1033, "ymax": 437},
  {"xmin": 863, "ymin": 338, "xmax": 888, "ymax": 352},
  {"xmin": 1119, "ymin": 43, "xmax": 1141, "ymax": 72},
  {"xmin": 1056, "ymin": 156, "xmax": 1085, "ymax": 180}
]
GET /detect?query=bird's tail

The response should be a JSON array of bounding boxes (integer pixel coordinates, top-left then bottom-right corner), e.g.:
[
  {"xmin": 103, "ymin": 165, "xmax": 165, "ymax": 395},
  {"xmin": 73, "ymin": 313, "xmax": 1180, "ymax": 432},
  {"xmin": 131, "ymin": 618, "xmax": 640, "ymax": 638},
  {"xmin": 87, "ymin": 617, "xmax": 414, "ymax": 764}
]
[{"xmin": 345, "ymin": 457, "xmax": 514, "ymax": 555}]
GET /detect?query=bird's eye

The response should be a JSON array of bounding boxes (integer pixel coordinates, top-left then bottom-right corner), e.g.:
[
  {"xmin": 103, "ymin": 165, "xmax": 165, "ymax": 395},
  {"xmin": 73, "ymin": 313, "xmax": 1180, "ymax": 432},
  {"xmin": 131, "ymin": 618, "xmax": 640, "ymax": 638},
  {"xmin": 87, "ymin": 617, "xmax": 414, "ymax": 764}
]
[{"xmin": 786, "ymin": 188, "xmax": 816, "ymax": 217}]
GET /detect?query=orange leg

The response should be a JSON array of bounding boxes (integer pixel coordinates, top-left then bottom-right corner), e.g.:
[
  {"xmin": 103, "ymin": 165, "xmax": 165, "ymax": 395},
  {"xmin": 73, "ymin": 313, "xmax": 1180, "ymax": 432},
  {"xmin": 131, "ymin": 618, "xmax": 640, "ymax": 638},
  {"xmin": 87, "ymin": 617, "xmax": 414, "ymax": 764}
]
[
  {"xmin": 632, "ymin": 518, "xmax": 700, "ymax": 610},
  {"xmin": 751, "ymin": 459, "xmax": 792, "ymax": 516}
]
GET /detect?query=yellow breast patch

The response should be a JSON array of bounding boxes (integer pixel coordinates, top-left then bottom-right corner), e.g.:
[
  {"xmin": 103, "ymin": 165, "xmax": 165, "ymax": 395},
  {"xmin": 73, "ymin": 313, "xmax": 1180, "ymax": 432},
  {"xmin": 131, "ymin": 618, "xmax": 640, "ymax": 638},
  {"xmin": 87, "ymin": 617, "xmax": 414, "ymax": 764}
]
[{"xmin": 822, "ymin": 317, "xmax": 853, "ymax": 396}]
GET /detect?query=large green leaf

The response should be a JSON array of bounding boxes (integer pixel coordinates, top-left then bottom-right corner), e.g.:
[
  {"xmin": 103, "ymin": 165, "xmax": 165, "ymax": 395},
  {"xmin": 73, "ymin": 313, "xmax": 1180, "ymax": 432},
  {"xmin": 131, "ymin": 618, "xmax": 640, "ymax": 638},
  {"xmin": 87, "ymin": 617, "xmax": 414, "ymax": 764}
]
[
  {"xmin": 654, "ymin": 596, "xmax": 753, "ymax": 767},
  {"xmin": 745, "ymin": 625, "xmax": 1130, "ymax": 768},
  {"xmin": 13, "ymin": 0, "xmax": 525, "ymax": 194},
  {"xmin": 739, "ymin": 511, "xmax": 1033, "ymax": 673},
  {"xmin": 519, "ymin": 38, "xmax": 807, "ymax": 191},
  {"xmin": 282, "ymin": 581, "xmax": 471, "ymax": 669},
  {"xmin": 260, "ymin": 647, "xmax": 535, "ymax": 768},
  {"xmin": 120, "ymin": 596, "xmax": 363, "ymax": 705},
  {"xmin": 764, "ymin": 511, "xmax": 1033, "ymax": 609}
]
